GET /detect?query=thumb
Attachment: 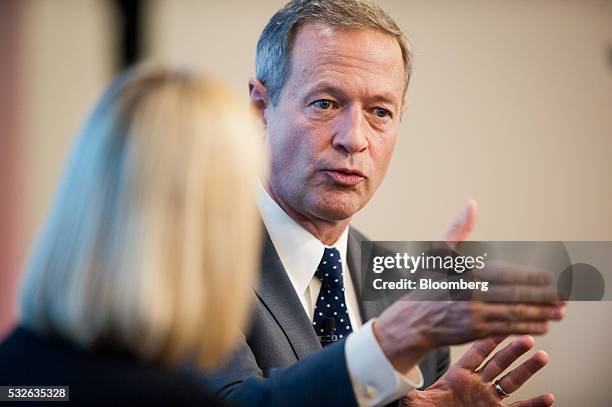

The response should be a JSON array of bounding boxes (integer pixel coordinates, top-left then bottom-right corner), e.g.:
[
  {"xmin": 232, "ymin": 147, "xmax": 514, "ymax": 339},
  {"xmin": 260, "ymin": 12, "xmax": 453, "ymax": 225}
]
[{"xmin": 443, "ymin": 199, "xmax": 478, "ymax": 247}]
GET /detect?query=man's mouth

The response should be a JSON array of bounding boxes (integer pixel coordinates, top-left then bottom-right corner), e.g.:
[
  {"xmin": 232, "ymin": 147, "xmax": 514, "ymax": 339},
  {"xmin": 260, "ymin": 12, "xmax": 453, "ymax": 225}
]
[{"xmin": 324, "ymin": 167, "xmax": 366, "ymax": 186}]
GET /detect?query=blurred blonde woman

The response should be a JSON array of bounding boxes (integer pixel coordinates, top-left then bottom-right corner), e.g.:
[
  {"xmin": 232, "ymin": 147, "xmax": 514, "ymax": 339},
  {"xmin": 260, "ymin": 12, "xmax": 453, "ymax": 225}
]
[{"xmin": 0, "ymin": 65, "xmax": 263, "ymax": 405}]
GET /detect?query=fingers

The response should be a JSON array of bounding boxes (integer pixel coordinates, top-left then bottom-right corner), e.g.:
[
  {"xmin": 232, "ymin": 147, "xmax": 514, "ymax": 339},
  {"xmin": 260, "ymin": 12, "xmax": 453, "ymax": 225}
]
[
  {"xmin": 498, "ymin": 350, "xmax": 549, "ymax": 394},
  {"xmin": 478, "ymin": 335, "xmax": 534, "ymax": 382},
  {"xmin": 481, "ymin": 303, "xmax": 565, "ymax": 322},
  {"xmin": 474, "ymin": 285, "xmax": 563, "ymax": 303},
  {"xmin": 480, "ymin": 261, "xmax": 553, "ymax": 286},
  {"xmin": 468, "ymin": 301, "xmax": 564, "ymax": 338},
  {"xmin": 455, "ymin": 335, "xmax": 507, "ymax": 371},
  {"xmin": 482, "ymin": 321, "xmax": 550, "ymax": 336},
  {"xmin": 509, "ymin": 393, "xmax": 555, "ymax": 407},
  {"xmin": 444, "ymin": 199, "xmax": 478, "ymax": 248}
]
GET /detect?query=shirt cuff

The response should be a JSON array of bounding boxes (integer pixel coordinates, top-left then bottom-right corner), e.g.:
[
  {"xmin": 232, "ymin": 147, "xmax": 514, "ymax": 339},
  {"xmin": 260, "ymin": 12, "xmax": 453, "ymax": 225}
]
[{"xmin": 345, "ymin": 319, "xmax": 423, "ymax": 407}]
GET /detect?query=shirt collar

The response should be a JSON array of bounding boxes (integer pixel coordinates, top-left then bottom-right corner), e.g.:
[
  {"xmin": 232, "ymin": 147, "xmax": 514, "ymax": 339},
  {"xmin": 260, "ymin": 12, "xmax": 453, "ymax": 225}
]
[{"xmin": 257, "ymin": 182, "xmax": 349, "ymax": 297}]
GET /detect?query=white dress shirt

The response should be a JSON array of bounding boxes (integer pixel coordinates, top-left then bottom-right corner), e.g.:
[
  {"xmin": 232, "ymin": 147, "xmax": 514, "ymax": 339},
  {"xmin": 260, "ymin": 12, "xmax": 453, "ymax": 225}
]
[{"xmin": 258, "ymin": 183, "xmax": 423, "ymax": 406}]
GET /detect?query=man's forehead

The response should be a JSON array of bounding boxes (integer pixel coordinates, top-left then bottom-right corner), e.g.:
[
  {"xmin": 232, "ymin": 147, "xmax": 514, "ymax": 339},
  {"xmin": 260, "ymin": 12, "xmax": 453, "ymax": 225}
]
[
  {"xmin": 291, "ymin": 23, "xmax": 403, "ymax": 66},
  {"xmin": 288, "ymin": 23, "xmax": 406, "ymax": 102}
]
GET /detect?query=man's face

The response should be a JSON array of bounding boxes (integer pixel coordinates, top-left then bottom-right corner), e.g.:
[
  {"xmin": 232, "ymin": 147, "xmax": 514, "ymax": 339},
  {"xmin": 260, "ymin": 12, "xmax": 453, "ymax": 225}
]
[{"xmin": 263, "ymin": 23, "xmax": 407, "ymax": 223}]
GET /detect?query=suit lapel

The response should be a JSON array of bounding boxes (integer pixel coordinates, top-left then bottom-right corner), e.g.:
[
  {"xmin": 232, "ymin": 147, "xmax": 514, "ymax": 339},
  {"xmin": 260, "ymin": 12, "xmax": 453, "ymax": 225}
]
[
  {"xmin": 254, "ymin": 230, "xmax": 322, "ymax": 359},
  {"xmin": 254, "ymin": 227, "xmax": 389, "ymax": 360},
  {"xmin": 347, "ymin": 227, "xmax": 390, "ymax": 321}
]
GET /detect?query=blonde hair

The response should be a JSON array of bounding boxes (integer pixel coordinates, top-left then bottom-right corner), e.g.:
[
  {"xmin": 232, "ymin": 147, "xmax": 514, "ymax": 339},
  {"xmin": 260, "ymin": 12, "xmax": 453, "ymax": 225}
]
[{"xmin": 19, "ymin": 65, "xmax": 263, "ymax": 369}]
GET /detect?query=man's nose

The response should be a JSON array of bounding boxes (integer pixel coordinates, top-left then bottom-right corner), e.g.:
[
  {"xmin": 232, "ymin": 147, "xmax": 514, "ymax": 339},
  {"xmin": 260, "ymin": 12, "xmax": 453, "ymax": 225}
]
[{"xmin": 332, "ymin": 106, "xmax": 368, "ymax": 154}]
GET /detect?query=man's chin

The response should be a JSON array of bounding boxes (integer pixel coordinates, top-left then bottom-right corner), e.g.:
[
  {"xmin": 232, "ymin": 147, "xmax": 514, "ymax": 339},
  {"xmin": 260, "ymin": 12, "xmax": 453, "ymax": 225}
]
[{"xmin": 310, "ymin": 197, "xmax": 366, "ymax": 222}]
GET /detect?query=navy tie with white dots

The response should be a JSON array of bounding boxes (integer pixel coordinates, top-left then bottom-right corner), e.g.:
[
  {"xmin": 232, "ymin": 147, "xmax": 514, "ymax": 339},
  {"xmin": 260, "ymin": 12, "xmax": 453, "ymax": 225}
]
[{"xmin": 312, "ymin": 247, "xmax": 353, "ymax": 346}]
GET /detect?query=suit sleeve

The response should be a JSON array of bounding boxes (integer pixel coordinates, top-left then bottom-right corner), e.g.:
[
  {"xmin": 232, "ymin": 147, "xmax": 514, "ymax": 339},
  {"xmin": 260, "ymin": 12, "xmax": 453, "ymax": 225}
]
[
  {"xmin": 206, "ymin": 333, "xmax": 358, "ymax": 407},
  {"xmin": 435, "ymin": 346, "xmax": 450, "ymax": 380}
]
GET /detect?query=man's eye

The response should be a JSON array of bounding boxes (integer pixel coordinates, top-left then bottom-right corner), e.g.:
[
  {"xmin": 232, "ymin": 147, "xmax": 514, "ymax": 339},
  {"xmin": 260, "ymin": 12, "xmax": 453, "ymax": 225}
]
[
  {"xmin": 312, "ymin": 99, "xmax": 334, "ymax": 110},
  {"xmin": 373, "ymin": 107, "xmax": 391, "ymax": 118}
]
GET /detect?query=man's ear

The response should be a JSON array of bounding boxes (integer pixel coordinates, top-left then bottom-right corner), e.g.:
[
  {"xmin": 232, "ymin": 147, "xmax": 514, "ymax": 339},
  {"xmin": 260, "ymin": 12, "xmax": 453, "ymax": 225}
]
[{"xmin": 248, "ymin": 78, "xmax": 270, "ymax": 127}]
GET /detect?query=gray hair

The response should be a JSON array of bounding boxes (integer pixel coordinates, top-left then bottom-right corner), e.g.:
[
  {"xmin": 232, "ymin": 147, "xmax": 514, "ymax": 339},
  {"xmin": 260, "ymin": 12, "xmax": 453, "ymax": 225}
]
[{"xmin": 256, "ymin": 0, "xmax": 412, "ymax": 105}]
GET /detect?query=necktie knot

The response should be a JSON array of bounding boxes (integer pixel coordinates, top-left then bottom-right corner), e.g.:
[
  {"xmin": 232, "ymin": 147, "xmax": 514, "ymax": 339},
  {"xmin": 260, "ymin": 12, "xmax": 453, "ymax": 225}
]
[{"xmin": 315, "ymin": 247, "xmax": 344, "ymax": 287}]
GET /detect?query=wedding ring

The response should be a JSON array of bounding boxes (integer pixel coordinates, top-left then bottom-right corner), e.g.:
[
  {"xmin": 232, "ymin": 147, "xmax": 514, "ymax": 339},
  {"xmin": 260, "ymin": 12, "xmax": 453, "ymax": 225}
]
[{"xmin": 494, "ymin": 380, "xmax": 511, "ymax": 399}]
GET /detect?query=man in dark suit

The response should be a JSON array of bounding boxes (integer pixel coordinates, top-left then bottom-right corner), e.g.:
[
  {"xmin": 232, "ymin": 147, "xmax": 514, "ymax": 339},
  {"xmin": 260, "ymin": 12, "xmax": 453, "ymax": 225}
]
[{"xmin": 208, "ymin": 1, "xmax": 564, "ymax": 406}]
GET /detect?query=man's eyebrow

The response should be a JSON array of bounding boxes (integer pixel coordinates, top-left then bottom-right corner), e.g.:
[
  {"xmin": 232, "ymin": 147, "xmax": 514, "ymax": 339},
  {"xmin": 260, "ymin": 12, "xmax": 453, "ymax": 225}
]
[
  {"xmin": 301, "ymin": 84, "xmax": 348, "ymax": 101},
  {"xmin": 367, "ymin": 92, "xmax": 401, "ymax": 109},
  {"xmin": 302, "ymin": 82, "xmax": 401, "ymax": 108}
]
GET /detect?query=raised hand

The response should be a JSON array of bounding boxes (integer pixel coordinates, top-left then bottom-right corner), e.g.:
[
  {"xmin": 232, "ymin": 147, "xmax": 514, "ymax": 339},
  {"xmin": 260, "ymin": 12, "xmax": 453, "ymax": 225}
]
[
  {"xmin": 401, "ymin": 336, "xmax": 554, "ymax": 406},
  {"xmin": 372, "ymin": 296, "xmax": 562, "ymax": 373},
  {"xmin": 372, "ymin": 201, "xmax": 565, "ymax": 373}
]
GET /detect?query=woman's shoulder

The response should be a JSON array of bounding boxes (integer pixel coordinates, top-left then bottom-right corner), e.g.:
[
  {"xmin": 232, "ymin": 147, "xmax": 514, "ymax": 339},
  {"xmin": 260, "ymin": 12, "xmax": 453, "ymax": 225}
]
[{"xmin": 0, "ymin": 326, "xmax": 230, "ymax": 406}]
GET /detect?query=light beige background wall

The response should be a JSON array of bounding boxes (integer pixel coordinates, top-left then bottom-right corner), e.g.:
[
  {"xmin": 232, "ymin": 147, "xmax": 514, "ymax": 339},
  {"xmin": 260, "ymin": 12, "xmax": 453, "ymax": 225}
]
[
  {"xmin": 1, "ymin": 0, "xmax": 115, "ymax": 335},
  {"xmin": 15, "ymin": 0, "xmax": 612, "ymax": 405},
  {"xmin": 20, "ymin": 0, "xmax": 115, "ymax": 261}
]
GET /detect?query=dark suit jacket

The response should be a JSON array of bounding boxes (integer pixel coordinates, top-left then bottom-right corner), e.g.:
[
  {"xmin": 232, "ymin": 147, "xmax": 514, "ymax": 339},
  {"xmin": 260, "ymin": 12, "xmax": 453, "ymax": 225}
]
[
  {"xmin": 0, "ymin": 327, "xmax": 229, "ymax": 406},
  {"xmin": 207, "ymin": 227, "xmax": 449, "ymax": 406}
]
